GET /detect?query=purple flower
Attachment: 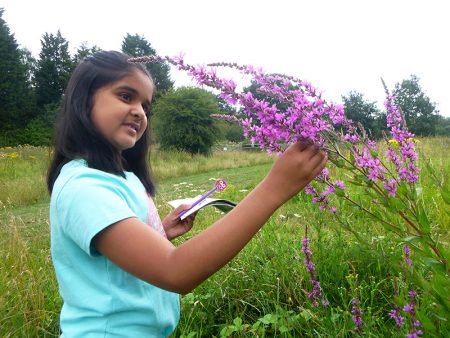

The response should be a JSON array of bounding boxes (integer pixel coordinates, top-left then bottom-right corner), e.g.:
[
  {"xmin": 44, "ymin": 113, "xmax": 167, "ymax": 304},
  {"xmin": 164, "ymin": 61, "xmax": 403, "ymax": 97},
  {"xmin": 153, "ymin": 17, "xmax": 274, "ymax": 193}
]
[
  {"xmin": 351, "ymin": 298, "xmax": 364, "ymax": 334},
  {"xmin": 301, "ymin": 236, "xmax": 327, "ymax": 307},
  {"xmin": 406, "ymin": 330, "xmax": 423, "ymax": 338},
  {"xmin": 390, "ymin": 289, "xmax": 423, "ymax": 337},
  {"xmin": 333, "ymin": 180, "xmax": 345, "ymax": 190},
  {"xmin": 403, "ymin": 303, "xmax": 414, "ymax": 313},
  {"xmin": 389, "ymin": 306, "xmax": 405, "ymax": 327},
  {"xmin": 384, "ymin": 94, "xmax": 420, "ymax": 183},
  {"xmin": 383, "ymin": 179, "xmax": 398, "ymax": 197},
  {"xmin": 129, "ymin": 55, "xmax": 421, "ymax": 219},
  {"xmin": 403, "ymin": 245, "xmax": 413, "ymax": 268}
]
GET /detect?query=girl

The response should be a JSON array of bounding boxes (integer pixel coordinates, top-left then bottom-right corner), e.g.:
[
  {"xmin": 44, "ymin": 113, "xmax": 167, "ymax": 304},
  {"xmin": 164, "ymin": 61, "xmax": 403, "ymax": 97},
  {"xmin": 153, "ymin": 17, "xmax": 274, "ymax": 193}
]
[{"xmin": 47, "ymin": 50, "xmax": 327, "ymax": 337}]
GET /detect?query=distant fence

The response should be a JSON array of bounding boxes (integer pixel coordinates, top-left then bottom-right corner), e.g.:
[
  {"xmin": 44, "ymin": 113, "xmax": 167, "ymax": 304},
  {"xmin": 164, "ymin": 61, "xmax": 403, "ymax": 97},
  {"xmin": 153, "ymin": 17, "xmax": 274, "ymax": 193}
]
[{"xmin": 242, "ymin": 143, "xmax": 261, "ymax": 151}]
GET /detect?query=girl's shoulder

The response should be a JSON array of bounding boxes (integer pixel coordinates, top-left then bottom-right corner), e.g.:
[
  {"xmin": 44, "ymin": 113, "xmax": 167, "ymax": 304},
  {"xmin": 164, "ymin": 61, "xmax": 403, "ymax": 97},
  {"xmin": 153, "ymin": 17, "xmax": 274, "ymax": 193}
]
[
  {"xmin": 60, "ymin": 159, "xmax": 131, "ymax": 182},
  {"xmin": 59, "ymin": 159, "xmax": 111, "ymax": 184},
  {"xmin": 53, "ymin": 159, "xmax": 142, "ymax": 198}
]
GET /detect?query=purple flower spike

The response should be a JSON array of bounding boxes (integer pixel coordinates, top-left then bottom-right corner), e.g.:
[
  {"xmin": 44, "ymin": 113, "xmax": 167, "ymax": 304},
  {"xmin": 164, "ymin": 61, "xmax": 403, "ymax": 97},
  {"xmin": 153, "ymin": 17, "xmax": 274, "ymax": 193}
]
[
  {"xmin": 351, "ymin": 298, "xmax": 364, "ymax": 334},
  {"xmin": 389, "ymin": 306, "xmax": 405, "ymax": 328},
  {"xmin": 301, "ymin": 236, "xmax": 327, "ymax": 307},
  {"xmin": 403, "ymin": 245, "xmax": 413, "ymax": 268}
]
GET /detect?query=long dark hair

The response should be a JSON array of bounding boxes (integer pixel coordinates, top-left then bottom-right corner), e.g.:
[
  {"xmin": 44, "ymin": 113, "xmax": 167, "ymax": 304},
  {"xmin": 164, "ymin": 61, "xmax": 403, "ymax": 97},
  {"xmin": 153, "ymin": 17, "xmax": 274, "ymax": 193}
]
[{"xmin": 47, "ymin": 50, "xmax": 156, "ymax": 195}]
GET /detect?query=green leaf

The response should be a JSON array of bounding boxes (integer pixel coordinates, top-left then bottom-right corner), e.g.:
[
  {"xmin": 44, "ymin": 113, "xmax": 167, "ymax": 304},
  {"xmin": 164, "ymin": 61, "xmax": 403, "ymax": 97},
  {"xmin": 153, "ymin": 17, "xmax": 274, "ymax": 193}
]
[
  {"xmin": 233, "ymin": 317, "xmax": 243, "ymax": 327},
  {"xmin": 421, "ymin": 257, "xmax": 443, "ymax": 268},
  {"xmin": 279, "ymin": 325, "xmax": 289, "ymax": 333},
  {"xmin": 334, "ymin": 187, "xmax": 345, "ymax": 197},
  {"xmin": 402, "ymin": 236, "xmax": 422, "ymax": 244},
  {"xmin": 332, "ymin": 158, "xmax": 345, "ymax": 168},
  {"xmin": 370, "ymin": 149, "xmax": 379, "ymax": 158},
  {"xmin": 300, "ymin": 309, "xmax": 313, "ymax": 321},
  {"xmin": 383, "ymin": 197, "xmax": 403, "ymax": 212},
  {"xmin": 259, "ymin": 314, "xmax": 277, "ymax": 325},
  {"xmin": 441, "ymin": 186, "xmax": 450, "ymax": 205},
  {"xmin": 349, "ymin": 151, "xmax": 356, "ymax": 164},
  {"xmin": 331, "ymin": 313, "xmax": 341, "ymax": 323},
  {"xmin": 396, "ymin": 181, "xmax": 409, "ymax": 196},
  {"xmin": 366, "ymin": 188, "xmax": 379, "ymax": 199},
  {"xmin": 348, "ymin": 180, "xmax": 364, "ymax": 187},
  {"xmin": 416, "ymin": 205, "xmax": 431, "ymax": 234}
]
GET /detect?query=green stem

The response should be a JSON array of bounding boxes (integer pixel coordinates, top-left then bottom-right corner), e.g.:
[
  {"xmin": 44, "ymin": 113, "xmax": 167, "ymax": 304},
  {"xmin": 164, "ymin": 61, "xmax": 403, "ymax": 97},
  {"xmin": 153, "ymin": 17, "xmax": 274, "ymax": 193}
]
[{"xmin": 397, "ymin": 210, "xmax": 447, "ymax": 270}]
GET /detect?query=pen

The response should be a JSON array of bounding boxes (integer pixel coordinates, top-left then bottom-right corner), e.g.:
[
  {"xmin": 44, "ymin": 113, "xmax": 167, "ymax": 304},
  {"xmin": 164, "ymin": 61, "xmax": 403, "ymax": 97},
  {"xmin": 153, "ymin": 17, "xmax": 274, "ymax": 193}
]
[{"xmin": 178, "ymin": 179, "xmax": 227, "ymax": 218}]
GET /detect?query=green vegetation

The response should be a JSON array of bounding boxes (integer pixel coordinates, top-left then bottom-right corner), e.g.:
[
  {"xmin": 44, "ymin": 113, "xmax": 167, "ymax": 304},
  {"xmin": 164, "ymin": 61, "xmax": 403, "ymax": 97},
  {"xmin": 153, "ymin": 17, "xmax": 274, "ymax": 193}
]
[
  {"xmin": 152, "ymin": 87, "xmax": 221, "ymax": 155},
  {"xmin": 1, "ymin": 138, "xmax": 449, "ymax": 337}
]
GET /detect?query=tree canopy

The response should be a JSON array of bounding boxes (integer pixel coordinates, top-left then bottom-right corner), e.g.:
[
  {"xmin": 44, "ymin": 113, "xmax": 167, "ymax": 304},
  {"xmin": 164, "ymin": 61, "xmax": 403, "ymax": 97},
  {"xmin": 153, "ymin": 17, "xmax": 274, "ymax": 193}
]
[
  {"xmin": 34, "ymin": 30, "xmax": 73, "ymax": 108},
  {"xmin": 122, "ymin": 34, "xmax": 173, "ymax": 94},
  {"xmin": 152, "ymin": 87, "xmax": 220, "ymax": 155},
  {"xmin": 342, "ymin": 91, "xmax": 381, "ymax": 138},
  {"xmin": 0, "ymin": 8, "xmax": 34, "ymax": 136},
  {"xmin": 393, "ymin": 75, "xmax": 440, "ymax": 136}
]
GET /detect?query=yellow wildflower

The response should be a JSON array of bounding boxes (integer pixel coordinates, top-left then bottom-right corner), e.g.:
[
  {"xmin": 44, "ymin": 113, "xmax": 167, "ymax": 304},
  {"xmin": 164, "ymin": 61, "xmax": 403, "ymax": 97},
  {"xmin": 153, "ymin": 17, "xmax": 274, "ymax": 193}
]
[
  {"xmin": 388, "ymin": 139, "xmax": 399, "ymax": 149},
  {"xmin": 407, "ymin": 137, "xmax": 420, "ymax": 143},
  {"xmin": 7, "ymin": 152, "xmax": 19, "ymax": 159}
]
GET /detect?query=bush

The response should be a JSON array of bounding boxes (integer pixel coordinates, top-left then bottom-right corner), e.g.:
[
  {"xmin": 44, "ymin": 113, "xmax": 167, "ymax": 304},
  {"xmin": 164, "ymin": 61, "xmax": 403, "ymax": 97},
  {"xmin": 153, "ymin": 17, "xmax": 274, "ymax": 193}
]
[{"xmin": 152, "ymin": 87, "xmax": 220, "ymax": 155}]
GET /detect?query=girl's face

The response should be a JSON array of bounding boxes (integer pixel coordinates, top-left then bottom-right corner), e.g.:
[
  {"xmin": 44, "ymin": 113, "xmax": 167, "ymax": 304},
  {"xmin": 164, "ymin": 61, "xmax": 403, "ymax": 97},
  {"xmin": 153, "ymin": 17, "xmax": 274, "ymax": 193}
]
[{"xmin": 90, "ymin": 69, "xmax": 154, "ymax": 152}]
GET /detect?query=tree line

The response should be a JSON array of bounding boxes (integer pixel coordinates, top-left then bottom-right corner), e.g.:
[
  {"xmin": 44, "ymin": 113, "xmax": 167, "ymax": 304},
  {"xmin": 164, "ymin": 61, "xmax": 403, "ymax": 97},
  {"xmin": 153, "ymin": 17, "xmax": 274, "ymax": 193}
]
[{"xmin": 1, "ymin": 8, "xmax": 448, "ymax": 153}]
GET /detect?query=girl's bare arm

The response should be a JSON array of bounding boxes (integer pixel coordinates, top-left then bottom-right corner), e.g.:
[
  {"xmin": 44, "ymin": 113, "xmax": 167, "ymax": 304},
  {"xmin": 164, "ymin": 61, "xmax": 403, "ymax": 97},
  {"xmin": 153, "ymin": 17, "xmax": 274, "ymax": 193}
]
[{"xmin": 93, "ymin": 141, "xmax": 327, "ymax": 294}]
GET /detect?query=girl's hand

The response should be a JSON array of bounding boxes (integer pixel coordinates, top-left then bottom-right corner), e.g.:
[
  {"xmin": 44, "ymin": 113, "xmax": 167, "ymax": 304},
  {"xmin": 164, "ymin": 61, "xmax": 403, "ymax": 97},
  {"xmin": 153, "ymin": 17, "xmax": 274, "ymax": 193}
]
[
  {"xmin": 162, "ymin": 204, "xmax": 196, "ymax": 240},
  {"xmin": 261, "ymin": 141, "xmax": 328, "ymax": 207}
]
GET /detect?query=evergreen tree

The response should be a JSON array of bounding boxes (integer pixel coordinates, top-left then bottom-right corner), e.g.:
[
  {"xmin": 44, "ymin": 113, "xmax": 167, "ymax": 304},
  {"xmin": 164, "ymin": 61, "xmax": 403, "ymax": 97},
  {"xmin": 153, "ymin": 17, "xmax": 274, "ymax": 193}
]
[
  {"xmin": 34, "ymin": 30, "xmax": 73, "ymax": 109},
  {"xmin": 121, "ymin": 34, "xmax": 173, "ymax": 94},
  {"xmin": 18, "ymin": 47, "xmax": 37, "ymax": 85},
  {"xmin": 0, "ymin": 8, "xmax": 34, "ymax": 140},
  {"xmin": 73, "ymin": 42, "xmax": 101, "ymax": 65}
]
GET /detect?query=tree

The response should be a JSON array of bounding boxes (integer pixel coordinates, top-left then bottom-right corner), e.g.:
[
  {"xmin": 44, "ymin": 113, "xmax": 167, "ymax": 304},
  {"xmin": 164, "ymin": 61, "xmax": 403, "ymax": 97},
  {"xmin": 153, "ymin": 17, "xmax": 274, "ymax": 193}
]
[
  {"xmin": 121, "ymin": 34, "xmax": 173, "ymax": 94},
  {"xmin": 215, "ymin": 95, "xmax": 244, "ymax": 142},
  {"xmin": 18, "ymin": 47, "xmax": 37, "ymax": 85},
  {"xmin": 34, "ymin": 30, "xmax": 73, "ymax": 109},
  {"xmin": 435, "ymin": 115, "xmax": 450, "ymax": 136},
  {"xmin": 393, "ymin": 75, "xmax": 439, "ymax": 136},
  {"xmin": 72, "ymin": 41, "xmax": 101, "ymax": 65},
  {"xmin": 341, "ymin": 91, "xmax": 381, "ymax": 138},
  {"xmin": 152, "ymin": 87, "xmax": 219, "ymax": 155},
  {"xmin": 0, "ymin": 8, "xmax": 35, "ymax": 140}
]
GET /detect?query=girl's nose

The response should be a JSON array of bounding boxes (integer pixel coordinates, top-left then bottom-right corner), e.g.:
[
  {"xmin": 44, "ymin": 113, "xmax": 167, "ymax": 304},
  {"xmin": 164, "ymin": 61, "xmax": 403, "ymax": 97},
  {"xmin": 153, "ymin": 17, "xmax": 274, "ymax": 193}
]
[{"xmin": 131, "ymin": 105, "xmax": 146, "ymax": 119}]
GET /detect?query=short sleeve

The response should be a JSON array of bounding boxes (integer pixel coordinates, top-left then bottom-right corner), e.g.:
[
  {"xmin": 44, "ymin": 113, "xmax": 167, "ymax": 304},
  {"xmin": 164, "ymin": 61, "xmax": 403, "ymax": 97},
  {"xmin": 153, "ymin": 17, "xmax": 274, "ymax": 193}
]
[{"xmin": 54, "ymin": 171, "xmax": 137, "ymax": 256}]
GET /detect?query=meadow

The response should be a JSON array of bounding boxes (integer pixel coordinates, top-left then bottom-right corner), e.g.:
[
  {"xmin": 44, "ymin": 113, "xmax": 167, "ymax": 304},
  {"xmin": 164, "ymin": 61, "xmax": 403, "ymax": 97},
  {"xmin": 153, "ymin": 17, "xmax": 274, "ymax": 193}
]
[{"xmin": 0, "ymin": 138, "xmax": 448, "ymax": 337}]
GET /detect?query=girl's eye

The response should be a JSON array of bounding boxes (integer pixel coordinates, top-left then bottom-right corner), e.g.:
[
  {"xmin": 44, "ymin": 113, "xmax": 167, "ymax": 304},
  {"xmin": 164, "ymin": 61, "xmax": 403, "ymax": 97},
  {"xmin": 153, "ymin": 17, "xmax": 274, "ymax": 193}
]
[{"xmin": 120, "ymin": 93, "xmax": 132, "ymax": 102}]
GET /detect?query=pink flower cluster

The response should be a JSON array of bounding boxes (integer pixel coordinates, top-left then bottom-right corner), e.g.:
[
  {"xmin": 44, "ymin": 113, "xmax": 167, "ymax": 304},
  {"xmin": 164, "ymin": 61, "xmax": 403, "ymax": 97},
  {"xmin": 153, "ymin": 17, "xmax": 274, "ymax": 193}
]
[
  {"xmin": 129, "ymin": 55, "xmax": 346, "ymax": 155},
  {"xmin": 403, "ymin": 244, "xmax": 413, "ymax": 268},
  {"xmin": 129, "ymin": 55, "xmax": 419, "ymax": 204},
  {"xmin": 389, "ymin": 290, "xmax": 422, "ymax": 337},
  {"xmin": 301, "ymin": 236, "xmax": 328, "ymax": 307},
  {"xmin": 351, "ymin": 297, "xmax": 364, "ymax": 334},
  {"xmin": 384, "ymin": 95, "xmax": 420, "ymax": 183},
  {"xmin": 389, "ymin": 245, "xmax": 422, "ymax": 337},
  {"xmin": 304, "ymin": 168, "xmax": 344, "ymax": 213}
]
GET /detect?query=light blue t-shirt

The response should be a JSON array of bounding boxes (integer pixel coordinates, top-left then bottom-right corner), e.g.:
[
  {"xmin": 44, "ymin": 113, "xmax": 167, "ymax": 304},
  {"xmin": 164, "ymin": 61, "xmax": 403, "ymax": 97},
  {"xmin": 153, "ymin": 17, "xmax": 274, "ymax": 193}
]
[{"xmin": 50, "ymin": 160, "xmax": 180, "ymax": 337}]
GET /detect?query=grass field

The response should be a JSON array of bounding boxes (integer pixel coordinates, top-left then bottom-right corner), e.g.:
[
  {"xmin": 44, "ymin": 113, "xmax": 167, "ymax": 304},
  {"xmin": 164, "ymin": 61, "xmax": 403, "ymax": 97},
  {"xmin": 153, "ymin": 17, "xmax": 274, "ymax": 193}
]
[{"xmin": 0, "ymin": 139, "xmax": 449, "ymax": 337}]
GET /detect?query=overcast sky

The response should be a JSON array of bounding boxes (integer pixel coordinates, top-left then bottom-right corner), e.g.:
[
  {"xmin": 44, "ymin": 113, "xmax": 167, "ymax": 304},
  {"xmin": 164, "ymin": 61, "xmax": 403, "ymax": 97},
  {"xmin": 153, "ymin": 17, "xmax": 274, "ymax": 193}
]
[{"xmin": 2, "ymin": 0, "xmax": 449, "ymax": 116}]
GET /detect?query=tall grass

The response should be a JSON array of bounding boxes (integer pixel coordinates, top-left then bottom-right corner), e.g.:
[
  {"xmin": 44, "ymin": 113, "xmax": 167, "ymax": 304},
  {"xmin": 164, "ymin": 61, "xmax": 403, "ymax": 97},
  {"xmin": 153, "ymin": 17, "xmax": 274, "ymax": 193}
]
[
  {"xmin": 0, "ymin": 138, "xmax": 448, "ymax": 337},
  {"xmin": 0, "ymin": 145, "xmax": 273, "ymax": 207}
]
